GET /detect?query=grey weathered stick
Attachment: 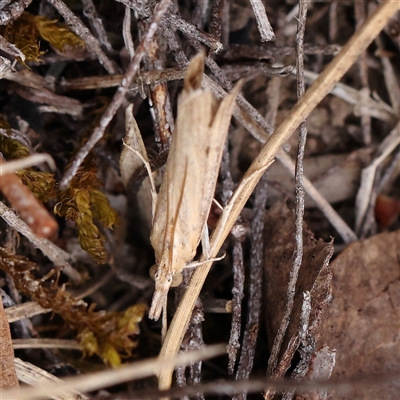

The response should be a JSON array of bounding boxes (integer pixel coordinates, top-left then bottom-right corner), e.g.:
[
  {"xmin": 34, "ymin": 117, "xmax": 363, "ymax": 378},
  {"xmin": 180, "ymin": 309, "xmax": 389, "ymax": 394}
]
[
  {"xmin": 0, "ymin": 201, "xmax": 80, "ymax": 283},
  {"xmin": 157, "ymin": 0, "xmax": 400, "ymax": 390},
  {"xmin": 266, "ymin": 0, "xmax": 308, "ymax": 378},
  {"xmin": 123, "ymin": 6, "xmax": 135, "ymax": 58},
  {"xmin": 59, "ymin": 0, "xmax": 172, "ymax": 189},
  {"xmin": 228, "ymin": 235, "xmax": 245, "ymax": 375},
  {"xmin": 249, "ymin": 0, "xmax": 276, "ymax": 41},
  {"xmin": 60, "ymin": 67, "xmax": 184, "ymax": 91},
  {"xmin": 234, "ymin": 173, "xmax": 268, "ymax": 400},
  {"xmin": 0, "ymin": 34, "xmax": 25, "ymax": 60},
  {"xmin": 117, "ymin": 0, "xmax": 223, "ymax": 52},
  {"xmin": 81, "ymin": 0, "xmax": 114, "ymax": 53},
  {"xmin": 46, "ymin": 0, "xmax": 116, "ymax": 74},
  {"xmin": 0, "ymin": 0, "xmax": 31, "ymax": 25}
]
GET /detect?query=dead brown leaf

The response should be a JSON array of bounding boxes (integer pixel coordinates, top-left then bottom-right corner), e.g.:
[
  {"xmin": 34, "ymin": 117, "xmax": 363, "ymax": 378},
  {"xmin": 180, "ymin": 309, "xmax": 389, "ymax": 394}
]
[
  {"xmin": 0, "ymin": 298, "xmax": 19, "ymax": 389},
  {"xmin": 317, "ymin": 230, "xmax": 400, "ymax": 400},
  {"xmin": 263, "ymin": 201, "xmax": 334, "ymax": 378}
]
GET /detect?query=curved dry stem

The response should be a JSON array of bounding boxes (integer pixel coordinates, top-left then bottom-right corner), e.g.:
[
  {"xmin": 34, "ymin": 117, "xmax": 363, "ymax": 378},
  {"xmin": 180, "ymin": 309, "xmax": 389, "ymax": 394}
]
[{"xmin": 156, "ymin": 0, "xmax": 400, "ymax": 390}]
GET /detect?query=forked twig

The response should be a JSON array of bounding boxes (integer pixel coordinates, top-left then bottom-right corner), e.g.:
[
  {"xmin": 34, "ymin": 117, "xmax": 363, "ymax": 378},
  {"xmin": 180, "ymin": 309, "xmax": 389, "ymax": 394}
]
[
  {"xmin": 156, "ymin": 0, "xmax": 400, "ymax": 390},
  {"xmin": 59, "ymin": 0, "xmax": 172, "ymax": 189},
  {"xmin": 46, "ymin": 0, "xmax": 116, "ymax": 74}
]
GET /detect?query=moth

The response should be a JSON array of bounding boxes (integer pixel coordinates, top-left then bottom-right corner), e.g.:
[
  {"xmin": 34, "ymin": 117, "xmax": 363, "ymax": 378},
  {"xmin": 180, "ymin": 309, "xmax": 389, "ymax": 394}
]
[{"xmin": 148, "ymin": 53, "xmax": 241, "ymax": 321}]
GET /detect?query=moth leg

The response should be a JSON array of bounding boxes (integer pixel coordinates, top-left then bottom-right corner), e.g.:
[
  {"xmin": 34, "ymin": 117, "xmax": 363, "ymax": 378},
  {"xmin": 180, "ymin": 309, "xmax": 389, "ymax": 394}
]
[
  {"xmin": 184, "ymin": 252, "xmax": 226, "ymax": 269},
  {"xmin": 161, "ymin": 299, "xmax": 168, "ymax": 342},
  {"xmin": 201, "ymin": 223, "xmax": 211, "ymax": 259}
]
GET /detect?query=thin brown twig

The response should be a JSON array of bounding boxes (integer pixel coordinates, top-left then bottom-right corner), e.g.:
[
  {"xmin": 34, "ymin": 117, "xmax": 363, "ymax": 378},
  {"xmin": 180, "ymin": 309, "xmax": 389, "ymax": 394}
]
[
  {"xmin": 267, "ymin": 0, "xmax": 309, "ymax": 378},
  {"xmin": 281, "ymin": 291, "xmax": 313, "ymax": 400},
  {"xmin": 60, "ymin": 67, "xmax": 184, "ymax": 91},
  {"xmin": 139, "ymin": 18, "xmax": 174, "ymax": 149},
  {"xmin": 0, "ymin": 159, "xmax": 58, "ymax": 239},
  {"xmin": 118, "ymin": 0, "xmax": 223, "ymax": 52},
  {"xmin": 46, "ymin": 0, "xmax": 117, "ymax": 74},
  {"xmin": 59, "ymin": 0, "xmax": 172, "ymax": 189},
  {"xmin": 81, "ymin": 0, "xmax": 114, "ymax": 53}
]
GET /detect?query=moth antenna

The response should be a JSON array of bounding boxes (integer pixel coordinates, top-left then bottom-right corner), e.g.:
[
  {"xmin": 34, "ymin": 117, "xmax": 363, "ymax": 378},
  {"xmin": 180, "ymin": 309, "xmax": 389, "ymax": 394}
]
[
  {"xmin": 186, "ymin": 252, "xmax": 226, "ymax": 269},
  {"xmin": 212, "ymin": 198, "xmax": 224, "ymax": 211},
  {"xmin": 122, "ymin": 140, "xmax": 158, "ymax": 219}
]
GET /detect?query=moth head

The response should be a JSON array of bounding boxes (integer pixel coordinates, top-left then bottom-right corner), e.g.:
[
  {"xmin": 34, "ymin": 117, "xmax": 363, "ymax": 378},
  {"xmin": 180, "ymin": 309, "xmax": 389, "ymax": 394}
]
[{"xmin": 150, "ymin": 264, "xmax": 183, "ymax": 289}]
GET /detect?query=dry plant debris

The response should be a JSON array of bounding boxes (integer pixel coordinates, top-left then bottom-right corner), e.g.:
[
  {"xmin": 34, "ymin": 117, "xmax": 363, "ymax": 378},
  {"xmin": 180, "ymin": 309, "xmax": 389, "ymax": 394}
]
[
  {"xmin": 0, "ymin": 297, "xmax": 19, "ymax": 389},
  {"xmin": 263, "ymin": 201, "xmax": 334, "ymax": 399},
  {"xmin": 318, "ymin": 230, "xmax": 400, "ymax": 400},
  {"xmin": 0, "ymin": 0, "xmax": 398, "ymax": 399}
]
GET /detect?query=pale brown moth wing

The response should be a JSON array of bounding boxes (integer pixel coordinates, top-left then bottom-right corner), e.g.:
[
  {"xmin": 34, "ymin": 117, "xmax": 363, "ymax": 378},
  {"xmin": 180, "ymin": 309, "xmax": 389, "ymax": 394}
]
[
  {"xmin": 150, "ymin": 54, "xmax": 214, "ymax": 272},
  {"xmin": 197, "ymin": 81, "xmax": 243, "ymax": 225},
  {"xmin": 149, "ymin": 53, "xmax": 241, "ymax": 321}
]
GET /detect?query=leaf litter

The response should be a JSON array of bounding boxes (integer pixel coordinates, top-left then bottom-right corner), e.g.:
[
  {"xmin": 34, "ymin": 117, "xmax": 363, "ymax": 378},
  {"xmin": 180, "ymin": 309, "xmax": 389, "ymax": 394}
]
[{"xmin": 0, "ymin": 0, "xmax": 399, "ymax": 399}]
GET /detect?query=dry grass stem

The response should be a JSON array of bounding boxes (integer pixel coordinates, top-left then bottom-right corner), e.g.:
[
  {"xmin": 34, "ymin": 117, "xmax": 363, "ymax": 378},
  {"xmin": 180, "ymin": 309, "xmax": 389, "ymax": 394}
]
[
  {"xmin": 0, "ymin": 153, "xmax": 55, "ymax": 175},
  {"xmin": 60, "ymin": 67, "xmax": 183, "ymax": 91},
  {"xmin": 355, "ymin": 121, "xmax": 400, "ymax": 233},
  {"xmin": 12, "ymin": 338, "xmax": 81, "ymax": 350},
  {"xmin": 5, "ymin": 345, "xmax": 225, "ymax": 400},
  {"xmin": 157, "ymin": 0, "xmax": 400, "ymax": 389},
  {"xmin": 123, "ymin": 5, "xmax": 135, "ymax": 58},
  {"xmin": 14, "ymin": 358, "xmax": 88, "ymax": 400},
  {"xmin": 5, "ymin": 301, "xmax": 51, "ymax": 323},
  {"xmin": 301, "ymin": 69, "xmax": 396, "ymax": 122}
]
